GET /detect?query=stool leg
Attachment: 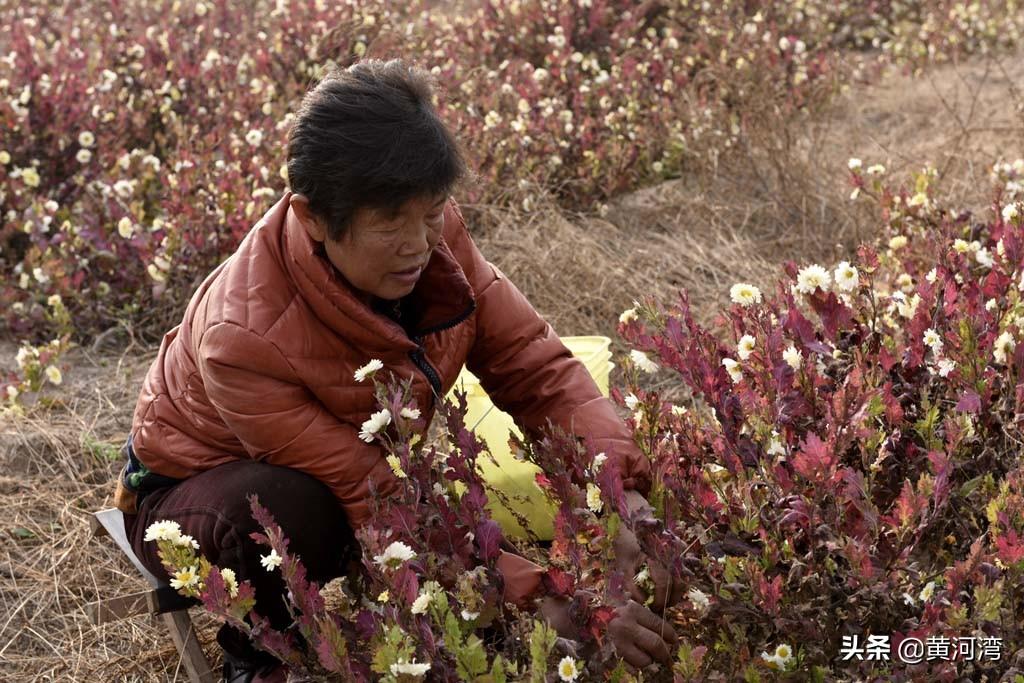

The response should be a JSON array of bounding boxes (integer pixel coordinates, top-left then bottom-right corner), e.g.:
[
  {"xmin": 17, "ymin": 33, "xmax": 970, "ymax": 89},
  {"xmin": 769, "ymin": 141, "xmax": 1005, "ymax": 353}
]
[{"xmin": 161, "ymin": 610, "xmax": 217, "ymax": 683}]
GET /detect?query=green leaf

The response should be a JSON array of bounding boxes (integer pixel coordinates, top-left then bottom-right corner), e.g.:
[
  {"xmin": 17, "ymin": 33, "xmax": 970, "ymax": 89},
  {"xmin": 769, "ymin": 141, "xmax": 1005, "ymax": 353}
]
[{"xmin": 528, "ymin": 620, "xmax": 557, "ymax": 683}]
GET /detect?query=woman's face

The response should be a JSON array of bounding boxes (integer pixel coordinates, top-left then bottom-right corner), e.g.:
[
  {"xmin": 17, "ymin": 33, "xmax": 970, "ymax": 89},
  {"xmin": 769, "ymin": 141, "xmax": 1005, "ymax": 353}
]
[{"xmin": 298, "ymin": 193, "xmax": 447, "ymax": 303}]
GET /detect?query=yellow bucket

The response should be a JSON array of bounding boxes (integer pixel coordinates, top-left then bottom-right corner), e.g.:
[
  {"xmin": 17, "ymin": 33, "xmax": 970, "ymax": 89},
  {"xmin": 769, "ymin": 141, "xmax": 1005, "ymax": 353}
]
[{"xmin": 445, "ymin": 336, "xmax": 614, "ymax": 540}]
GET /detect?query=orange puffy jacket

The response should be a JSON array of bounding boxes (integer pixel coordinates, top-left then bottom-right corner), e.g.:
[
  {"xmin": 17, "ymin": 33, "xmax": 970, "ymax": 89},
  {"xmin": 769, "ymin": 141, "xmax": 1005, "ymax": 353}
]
[{"xmin": 126, "ymin": 192, "xmax": 651, "ymax": 604}]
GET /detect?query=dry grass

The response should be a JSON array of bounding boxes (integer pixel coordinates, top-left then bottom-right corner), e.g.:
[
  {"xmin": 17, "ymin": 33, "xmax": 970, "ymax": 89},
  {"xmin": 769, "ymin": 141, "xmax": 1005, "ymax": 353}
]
[{"xmin": 3, "ymin": 51, "xmax": 1024, "ymax": 681}]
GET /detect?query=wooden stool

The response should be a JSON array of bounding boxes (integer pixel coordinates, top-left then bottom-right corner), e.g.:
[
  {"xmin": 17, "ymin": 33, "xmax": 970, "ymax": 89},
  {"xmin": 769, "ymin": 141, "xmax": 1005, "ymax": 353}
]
[{"xmin": 86, "ymin": 508, "xmax": 217, "ymax": 683}]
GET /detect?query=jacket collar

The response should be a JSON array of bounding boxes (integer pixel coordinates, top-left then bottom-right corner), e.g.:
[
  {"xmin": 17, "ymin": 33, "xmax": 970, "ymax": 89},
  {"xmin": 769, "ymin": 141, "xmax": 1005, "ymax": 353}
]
[{"xmin": 277, "ymin": 192, "xmax": 475, "ymax": 353}]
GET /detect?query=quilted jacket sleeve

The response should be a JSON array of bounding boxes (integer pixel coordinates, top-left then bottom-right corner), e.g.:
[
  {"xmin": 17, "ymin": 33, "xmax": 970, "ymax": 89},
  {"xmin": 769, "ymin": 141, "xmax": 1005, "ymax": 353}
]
[
  {"xmin": 197, "ymin": 322, "xmax": 400, "ymax": 528},
  {"xmin": 444, "ymin": 202, "xmax": 651, "ymax": 495}
]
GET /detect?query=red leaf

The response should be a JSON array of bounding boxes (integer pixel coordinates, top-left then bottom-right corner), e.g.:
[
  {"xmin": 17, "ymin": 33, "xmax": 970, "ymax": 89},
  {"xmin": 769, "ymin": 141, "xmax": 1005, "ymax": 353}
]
[
  {"xmin": 542, "ymin": 567, "xmax": 576, "ymax": 597},
  {"xmin": 956, "ymin": 390, "xmax": 981, "ymax": 413},
  {"xmin": 475, "ymin": 519, "xmax": 502, "ymax": 562}
]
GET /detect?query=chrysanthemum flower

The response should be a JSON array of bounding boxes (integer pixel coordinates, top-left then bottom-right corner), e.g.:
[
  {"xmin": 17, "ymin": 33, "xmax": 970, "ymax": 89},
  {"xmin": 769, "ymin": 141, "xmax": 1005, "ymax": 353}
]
[
  {"xmin": 260, "ymin": 549, "xmax": 282, "ymax": 571},
  {"xmin": 386, "ymin": 454, "xmax": 406, "ymax": 479},
  {"xmin": 117, "ymin": 217, "xmax": 134, "ymax": 238},
  {"xmin": 782, "ymin": 345, "xmax": 802, "ymax": 370},
  {"xmin": 629, "ymin": 349, "xmax": 658, "ymax": 374},
  {"xmin": 144, "ymin": 520, "xmax": 182, "ymax": 543},
  {"xmin": 358, "ymin": 408, "xmax": 391, "ymax": 443},
  {"xmin": 687, "ymin": 588, "xmax": 710, "ymax": 612},
  {"xmin": 618, "ymin": 307, "xmax": 638, "ymax": 324},
  {"xmin": 390, "ymin": 660, "xmax": 430, "ymax": 678},
  {"xmin": 76, "ymin": 148, "xmax": 92, "ymax": 164},
  {"xmin": 994, "ymin": 331, "xmax": 1016, "ymax": 364},
  {"xmin": 918, "ymin": 580, "xmax": 936, "ymax": 602},
  {"xmin": 623, "ymin": 393, "xmax": 639, "ymax": 410},
  {"xmin": 795, "ymin": 264, "xmax": 830, "ymax": 294},
  {"xmin": 374, "ymin": 541, "xmax": 416, "ymax": 569},
  {"xmin": 923, "ymin": 329, "xmax": 942, "ymax": 353},
  {"xmin": 557, "ymin": 656, "xmax": 580, "ymax": 682},
  {"xmin": 729, "ymin": 283, "xmax": 762, "ymax": 306},
  {"xmin": 888, "ymin": 235, "xmax": 908, "ymax": 250},
  {"xmin": 170, "ymin": 565, "xmax": 201, "ymax": 591},
  {"xmin": 353, "ymin": 358, "xmax": 383, "ymax": 382},
  {"xmin": 834, "ymin": 262, "xmax": 859, "ymax": 292},
  {"xmin": 585, "ymin": 483, "xmax": 603, "ymax": 513},
  {"xmin": 220, "ymin": 568, "xmax": 239, "ymax": 598},
  {"xmin": 45, "ymin": 366, "xmax": 63, "ymax": 385},
  {"xmin": 721, "ymin": 358, "xmax": 742, "ymax": 383},
  {"xmin": 399, "ymin": 406, "xmax": 420, "ymax": 420},
  {"xmin": 737, "ymin": 334, "xmax": 756, "ymax": 360},
  {"xmin": 411, "ymin": 591, "xmax": 432, "ymax": 615}
]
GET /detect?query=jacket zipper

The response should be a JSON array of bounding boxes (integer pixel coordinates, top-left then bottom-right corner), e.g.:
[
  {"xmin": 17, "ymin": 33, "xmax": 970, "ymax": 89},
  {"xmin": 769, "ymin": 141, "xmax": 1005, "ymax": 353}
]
[
  {"xmin": 407, "ymin": 300, "xmax": 476, "ymax": 409},
  {"xmin": 410, "ymin": 338, "xmax": 443, "ymax": 409}
]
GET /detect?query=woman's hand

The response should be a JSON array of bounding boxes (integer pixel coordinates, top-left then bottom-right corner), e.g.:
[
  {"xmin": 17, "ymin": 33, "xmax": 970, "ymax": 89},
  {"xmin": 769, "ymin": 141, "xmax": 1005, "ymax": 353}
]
[
  {"xmin": 608, "ymin": 599, "xmax": 678, "ymax": 668},
  {"xmin": 613, "ymin": 514, "xmax": 685, "ymax": 612}
]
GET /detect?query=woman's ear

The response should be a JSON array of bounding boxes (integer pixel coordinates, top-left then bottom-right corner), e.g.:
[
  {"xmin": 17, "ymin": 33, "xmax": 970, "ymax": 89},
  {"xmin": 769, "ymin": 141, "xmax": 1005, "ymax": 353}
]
[{"xmin": 290, "ymin": 194, "xmax": 328, "ymax": 243}]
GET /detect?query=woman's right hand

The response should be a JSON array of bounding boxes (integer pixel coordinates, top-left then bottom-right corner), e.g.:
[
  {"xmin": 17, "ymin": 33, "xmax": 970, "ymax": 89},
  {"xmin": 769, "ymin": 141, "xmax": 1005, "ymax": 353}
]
[{"xmin": 608, "ymin": 599, "xmax": 679, "ymax": 669}]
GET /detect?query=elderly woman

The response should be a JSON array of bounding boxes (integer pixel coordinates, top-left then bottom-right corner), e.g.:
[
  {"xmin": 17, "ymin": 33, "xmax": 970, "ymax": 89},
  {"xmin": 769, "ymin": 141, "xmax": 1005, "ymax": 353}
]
[{"xmin": 115, "ymin": 59, "xmax": 678, "ymax": 682}]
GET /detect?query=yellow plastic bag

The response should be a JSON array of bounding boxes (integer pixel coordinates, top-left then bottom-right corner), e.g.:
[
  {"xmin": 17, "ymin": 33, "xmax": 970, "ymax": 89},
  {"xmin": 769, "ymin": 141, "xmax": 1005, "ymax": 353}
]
[{"xmin": 445, "ymin": 336, "xmax": 613, "ymax": 540}]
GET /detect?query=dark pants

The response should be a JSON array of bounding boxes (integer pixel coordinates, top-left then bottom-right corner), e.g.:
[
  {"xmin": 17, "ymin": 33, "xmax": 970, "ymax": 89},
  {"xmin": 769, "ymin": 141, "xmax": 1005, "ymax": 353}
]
[{"xmin": 123, "ymin": 460, "xmax": 356, "ymax": 665}]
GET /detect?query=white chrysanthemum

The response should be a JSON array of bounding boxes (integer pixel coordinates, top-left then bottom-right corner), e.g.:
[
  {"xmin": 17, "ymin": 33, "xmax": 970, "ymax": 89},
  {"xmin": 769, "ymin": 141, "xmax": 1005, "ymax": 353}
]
[
  {"xmin": 976, "ymin": 247, "xmax": 994, "ymax": 269},
  {"xmin": 245, "ymin": 129, "xmax": 263, "ymax": 147},
  {"xmin": 374, "ymin": 541, "xmax": 416, "ymax": 569},
  {"xmin": 117, "ymin": 216, "xmax": 134, "ymax": 238},
  {"xmin": 1003, "ymin": 204, "xmax": 1019, "ymax": 222},
  {"xmin": 937, "ymin": 358, "xmax": 956, "ymax": 377},
  {"xmin": 585, "ymin": 483, "xmax": 603, "ymax": 513},
  {"xmin": 353, "ymin": 358, "xmax": 384, "ymax": 382},
  {"xmin": 952, "ymin": 239, "xmax": 971, "ymax": 254},
  {"xmin": 782, "ymin": 345, "xmax": 802, "ymax": 371},
  {"xmin": 0, "ymin": 150, "xmax": 10, "ymax": 165},
  {"xmin": 925, "ymin": 268, "xmax": 938, "ymax": 284},
  {"xmin": 220, "ymin": 568, "xmax": 239, "ymax": 597},
  {"xmin": 260, "ymin": 549, "xmax": 282, "ymax": 571},
  {"xmin": 618, "ymin": 306, "xmax": 638, "ymax": 324},
  {"xmin": 737, "ymin": 334, "xmax": 756, "ymax": 360},
  {"xmin": 47, "ymin": 294, "xmax": 62, "ymax": 308},
  {"xmin": 688, "ymin": 588, "xmax": 710, "ymax": 612},
  {"xmin": 721, "ymin": 357, "xmax": 742, "ymax": 383},
  {"xmin": 760, "ymin": 652, "xmax": 785, "ymax": 670},
  {"xmin": 411, "ymin": 591, "xmax": 432, "ymax": 615},
  {"xmin": 592, "ymin": 452, "xmax": 607, "ymax": 471},
  {"xmin": 390, "ymin": 660, "xmax": 430, "ymax": 678},
  {"xmin": 6, "ymin": 385, "xmax": 19, "ymax": 400},
  {"xmin": 866, "ymin": 163, "xmax": 886, "ymax": 176},
  {"xmin": 848, "ymin": 158, "xmax": 862, "ymax": 171},
  {"xmin": 896, "ymin": 293, "xmax": 921, "ymax": 319},
  {"xmin": 169, "ymin": 565, "xmax": 201, "ymax": 591},
  {"xmin": 774, "ymin": 644, "xmax": 794, "ymax": 665},
  {"xmin": 729, "ymin": 283, "xmax": 763, "ymax": 306},
  {"xmin": 113, "ymin": 179, "xmax": 135, "ymax": 198},
  {"xmin": 21, "ymin": 167, "xmax": 40, "ymax": 187},
  {"xmin": 888, "ymin": 235, "xmax": 908, "ymax": 251},
  {"xmin": 377, "ymin": 590, "xmax": 390, "ymax": 603},
  {"xmin": 670, "ymin": 404, "xmax": 687, "ymax": 417},
  {"xmin": 399, "ymin": 406, "xmax": 421, "ymax": 420},
  {"xmin": 907, "ymin": 193, "xmax": 928, "ymax": 208},
  {"xmin": 994, "ymin": 331, "xmax": 1016, "ymax": 364},
  {"xmin": 358, "ymin": 408, "xmax": 392, "ymax": 443},
  {"xmin": 767, "ymin": 431, "xmax": 785, "ymax": 456},
  {"xmin": 795, "ymin": 264, "xmax": 830, "ymax": 294},
  {"xmin": 460, "ymin": 609, "xmax": 479, "ymax": 621},
  {"xmin": 144, "ymin": 520, "xmax": 182, "ymax": 542},
  {"xmin": 557, "ymin": 656, "xmax": 580, "ymax": 682},
  {"xmin": 76, "ymin": 148, "xmax": 92, "ymax": 164},
  {"xmin": 623, "ymin": 392, "xmax": 639, "ymax": 410},
  {"xmin": 78, "ymin": 131, "xmax": 95, "ymax": 147},
  {"xmin": 629, "ymin": 349, "xmax": 658, "ymax": 374},
  {"xmin": 918, "ymin": 580, "xmax": 936, "ymax": 603},
  {"xmin": 923, "ymin": 329, "xmax": 942, "ymax": 353},
  {"xmin": 45, "ymin": 366, "xmax": 62, "ymax": 385},
  {"xmin": 834, "ymin": 262, "xmax": 859, "ymax": 292},
  {"xmin": 173, "ymin": 533, "xmax": 200, "ymax": 550}
]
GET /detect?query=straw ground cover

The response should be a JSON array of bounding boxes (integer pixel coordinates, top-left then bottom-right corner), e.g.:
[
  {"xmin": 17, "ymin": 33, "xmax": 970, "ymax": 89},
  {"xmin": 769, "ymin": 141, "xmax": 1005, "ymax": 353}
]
[{"xmin": 3, "ymin": 46, "xmax": 1024, "ymax": 679}]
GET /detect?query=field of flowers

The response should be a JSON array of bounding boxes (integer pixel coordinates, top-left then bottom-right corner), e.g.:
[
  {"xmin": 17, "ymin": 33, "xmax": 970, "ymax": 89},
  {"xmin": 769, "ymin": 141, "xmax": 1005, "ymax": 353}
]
[
  {"xmin": 4, "ymin": 0, "xmax": 1024, "ymax": 681},
  {"xmin": 141, "ymin": 162, "xmax": 1024, "ymax": 680}
]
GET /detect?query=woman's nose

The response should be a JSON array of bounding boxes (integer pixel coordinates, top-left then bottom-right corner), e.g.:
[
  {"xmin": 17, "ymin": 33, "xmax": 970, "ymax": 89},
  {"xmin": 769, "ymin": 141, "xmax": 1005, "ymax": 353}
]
[{"xmin": 401, "ymin": 222, "xmax": 433, "ymax": 254}]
